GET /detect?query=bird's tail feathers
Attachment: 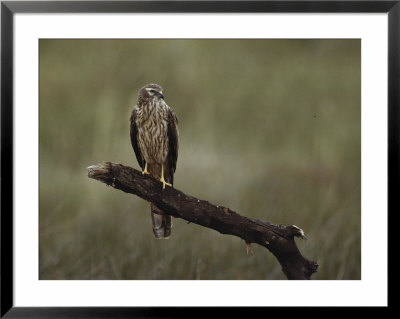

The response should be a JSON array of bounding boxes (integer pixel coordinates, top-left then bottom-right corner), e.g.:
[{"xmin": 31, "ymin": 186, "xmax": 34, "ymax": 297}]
[{"xmin": 151, "ymin": 204, "xmax": 172, "ymax": 239}]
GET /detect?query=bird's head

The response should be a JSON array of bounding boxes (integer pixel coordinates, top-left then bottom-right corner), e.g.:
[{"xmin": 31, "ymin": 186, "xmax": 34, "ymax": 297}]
[{"xmin": 138, "ymin": 83, "xmax": 164, "ymax": 101}]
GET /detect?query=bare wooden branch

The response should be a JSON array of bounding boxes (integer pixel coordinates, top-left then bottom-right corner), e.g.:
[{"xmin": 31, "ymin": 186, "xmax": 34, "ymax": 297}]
[{"xmin": 87, "ymin": 162, "xmax": 319, "ymax": 280}]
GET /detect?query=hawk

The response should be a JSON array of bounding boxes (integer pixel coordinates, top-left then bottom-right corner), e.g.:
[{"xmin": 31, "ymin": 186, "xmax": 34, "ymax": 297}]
[{"xmin": 130, "ymin": 83, "xmax": 179, "ymax": 239}]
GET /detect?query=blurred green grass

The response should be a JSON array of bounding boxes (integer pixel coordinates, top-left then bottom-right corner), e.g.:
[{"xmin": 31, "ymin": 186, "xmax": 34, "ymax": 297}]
[{"xmin": 39, "ymin": 39, "xmax": 360, "ymax": 280}]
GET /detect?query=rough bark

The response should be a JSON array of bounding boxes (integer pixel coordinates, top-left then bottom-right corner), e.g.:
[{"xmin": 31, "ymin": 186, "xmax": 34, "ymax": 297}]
[{"xmin": 87, "ymin": 162, "xmax": 319, "ymax": 280}]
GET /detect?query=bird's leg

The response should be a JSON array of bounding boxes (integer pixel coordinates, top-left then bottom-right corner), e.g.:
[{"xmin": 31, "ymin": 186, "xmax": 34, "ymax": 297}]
[
  {"xmin": 142, "ymin": 162, "xmax": 150, "ymax": 175},
  {"xmin": 159, "ymin": 164, "xmax": 172, "ymax": 189}
]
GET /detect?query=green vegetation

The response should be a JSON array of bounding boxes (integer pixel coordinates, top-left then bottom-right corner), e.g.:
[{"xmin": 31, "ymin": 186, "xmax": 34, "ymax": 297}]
[{"xmin": 39, "ymin": 39, "xmax": 360, "ymax": 280}]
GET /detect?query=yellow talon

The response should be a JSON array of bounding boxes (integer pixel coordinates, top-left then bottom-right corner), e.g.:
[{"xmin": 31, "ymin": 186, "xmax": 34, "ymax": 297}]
[
  {"xmin": 159, "ymin": 164, "xmax": 172, "ymax": 189},
  {"xmin": 142, "ymin": 163, "xmax": 150, "ymax": 175},
  {"xmin": 160, "ymin": 178, "xmax": 172, "ymax": 189}
]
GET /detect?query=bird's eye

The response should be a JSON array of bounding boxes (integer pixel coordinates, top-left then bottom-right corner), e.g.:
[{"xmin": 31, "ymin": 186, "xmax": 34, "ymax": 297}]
[{"xmin": 150, "ymin": 90, "xmax": 156, "ymax": 94}]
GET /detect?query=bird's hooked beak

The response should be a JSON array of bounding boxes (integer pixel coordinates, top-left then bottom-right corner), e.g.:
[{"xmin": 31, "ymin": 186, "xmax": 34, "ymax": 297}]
[{"xmin": 159, "ymin": 92, "xmax": 164, "ymax": 100}]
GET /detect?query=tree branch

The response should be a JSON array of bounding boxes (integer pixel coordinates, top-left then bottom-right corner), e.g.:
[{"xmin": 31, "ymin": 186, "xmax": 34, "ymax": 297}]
[{"xmin": 87, "ymin": 162, "xmax": 318, "ymax": 280}]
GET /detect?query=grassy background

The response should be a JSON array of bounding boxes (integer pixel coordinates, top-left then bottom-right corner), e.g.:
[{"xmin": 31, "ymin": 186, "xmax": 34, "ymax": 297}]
[{"xmin": 39, "ymin": 39, "xmax": 360, "ymax": 280}]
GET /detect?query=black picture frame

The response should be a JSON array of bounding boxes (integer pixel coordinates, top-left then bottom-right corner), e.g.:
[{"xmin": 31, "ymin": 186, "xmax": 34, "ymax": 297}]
[{"xmin": 1, "ymin": 0, "xmax": 396, "ymax": 317}]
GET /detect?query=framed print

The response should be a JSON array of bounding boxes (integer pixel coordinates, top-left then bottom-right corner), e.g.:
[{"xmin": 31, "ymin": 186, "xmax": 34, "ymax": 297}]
[{"xmin": 1, "ymin": 0, "xmax": 396, "ymax": 316}]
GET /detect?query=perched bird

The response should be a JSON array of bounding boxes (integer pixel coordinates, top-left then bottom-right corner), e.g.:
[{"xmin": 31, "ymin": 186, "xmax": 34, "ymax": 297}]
[{"xmin": 130, "ymin": 83, "xmax": 179, "ymax": 239}]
